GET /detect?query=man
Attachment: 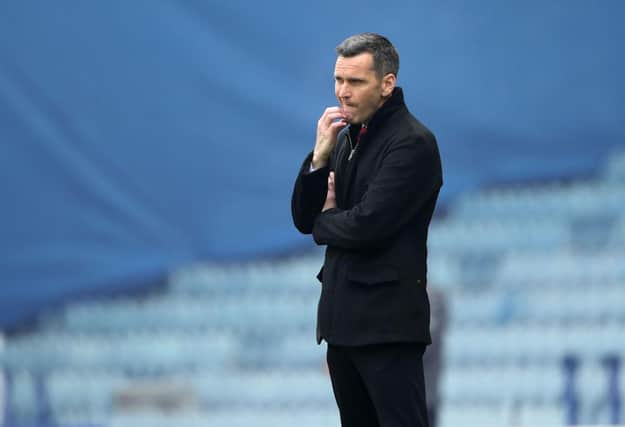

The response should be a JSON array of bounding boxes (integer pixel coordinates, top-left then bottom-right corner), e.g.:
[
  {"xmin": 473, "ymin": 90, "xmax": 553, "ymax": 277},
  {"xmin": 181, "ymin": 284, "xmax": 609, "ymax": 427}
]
[{"xmin": 291, "ymin": 33, "xmax": 442, "ymax": 427}]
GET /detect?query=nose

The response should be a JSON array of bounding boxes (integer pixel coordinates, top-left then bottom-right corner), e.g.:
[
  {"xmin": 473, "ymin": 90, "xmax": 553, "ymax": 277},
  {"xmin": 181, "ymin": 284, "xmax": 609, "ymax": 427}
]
[{"xmin": 336, "ymin": 82, "xmax": 351, "ymax": 102}]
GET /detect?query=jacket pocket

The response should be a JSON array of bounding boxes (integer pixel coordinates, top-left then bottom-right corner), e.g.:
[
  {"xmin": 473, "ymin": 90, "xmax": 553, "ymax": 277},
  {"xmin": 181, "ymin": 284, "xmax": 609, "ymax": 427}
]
[{"xmin": 347, "ymin": 265, "xmax": 399, "ymax": 286}]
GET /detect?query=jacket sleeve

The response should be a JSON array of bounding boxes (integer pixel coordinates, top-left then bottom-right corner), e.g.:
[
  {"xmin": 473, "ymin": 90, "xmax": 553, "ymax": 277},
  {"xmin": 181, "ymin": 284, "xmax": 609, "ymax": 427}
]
[
  {"xmin": 312, "ymin": 136, "xmax": 442, "ymax": 249},
  {"xmin": 291, "ymin": 151, "xmax": 331, "ymax": 234}
]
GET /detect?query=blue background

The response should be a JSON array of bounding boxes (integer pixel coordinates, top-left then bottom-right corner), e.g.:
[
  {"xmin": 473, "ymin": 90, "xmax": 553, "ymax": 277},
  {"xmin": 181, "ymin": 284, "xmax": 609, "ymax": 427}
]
[{"xmin": 1, "ymin": 1, "xmax": 624, "ymax": 328}]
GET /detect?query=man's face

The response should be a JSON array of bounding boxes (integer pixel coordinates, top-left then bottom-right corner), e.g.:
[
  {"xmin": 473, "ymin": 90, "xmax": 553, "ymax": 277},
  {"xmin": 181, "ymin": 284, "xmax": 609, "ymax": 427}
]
[{"xmin": 334, "ymin": 52, "xmax": 394, "ymax": 125}]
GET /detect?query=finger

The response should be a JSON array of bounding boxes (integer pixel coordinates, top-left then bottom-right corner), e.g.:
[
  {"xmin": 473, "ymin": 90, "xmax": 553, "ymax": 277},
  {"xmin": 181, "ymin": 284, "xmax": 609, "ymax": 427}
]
[
  {"xmin": 323, "ymin": 106, "xmax": 342, "ymax": 116},
  {"xmin": 329, "ymin": 120, "xmax": 348, "ymax": 132},
  {"xmin": 321, "ymin": 114, "xmax": 347, "ymax": 129},
  {"xmin": 320, "ymin": 108, "xmax": 346, "ymax": 126},
  {"xmin": 320, "ymin": 107, "xmax": 342, "ymax": 121}
]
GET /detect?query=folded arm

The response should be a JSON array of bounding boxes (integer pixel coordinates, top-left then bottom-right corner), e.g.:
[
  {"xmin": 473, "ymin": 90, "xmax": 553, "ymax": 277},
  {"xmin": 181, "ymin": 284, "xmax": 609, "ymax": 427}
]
[
  {"xmin": 291, "ymin": 152, "xmax": 331, "ymax": 234},
  {"xmin": 312, "ymin": 138, "xmax": 442, "ymax": 249}
]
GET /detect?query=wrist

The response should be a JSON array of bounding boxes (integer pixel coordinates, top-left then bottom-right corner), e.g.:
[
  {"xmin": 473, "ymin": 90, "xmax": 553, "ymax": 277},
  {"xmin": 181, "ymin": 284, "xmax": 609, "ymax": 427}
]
[
  {"xmin": 322, "ymin": 197, "xmax": 336, "ymax": 212},
  {"xmin": 312, "ymin": 154, "xmax": 328, "ymax": 169}
]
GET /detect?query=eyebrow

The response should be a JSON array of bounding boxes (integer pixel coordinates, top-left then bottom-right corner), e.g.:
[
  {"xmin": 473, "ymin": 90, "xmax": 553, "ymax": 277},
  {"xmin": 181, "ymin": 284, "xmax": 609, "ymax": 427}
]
[{"xmin": 335, "ymin": 76, "xmax": 367, "ymax": 83}]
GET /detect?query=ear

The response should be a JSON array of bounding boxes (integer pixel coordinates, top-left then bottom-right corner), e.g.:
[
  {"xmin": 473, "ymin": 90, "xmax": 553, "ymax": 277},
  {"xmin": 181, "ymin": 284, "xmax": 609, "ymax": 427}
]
[{"xmin": 381, "ymin": 73, "xmax": 396, "ymax": 97}]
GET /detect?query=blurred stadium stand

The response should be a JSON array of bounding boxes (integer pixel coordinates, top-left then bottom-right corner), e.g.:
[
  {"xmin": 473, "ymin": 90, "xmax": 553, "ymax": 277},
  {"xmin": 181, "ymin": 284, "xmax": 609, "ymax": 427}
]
[{"xmin": 2, "ymin": 151, "xmax": 624, "ymax": 427}]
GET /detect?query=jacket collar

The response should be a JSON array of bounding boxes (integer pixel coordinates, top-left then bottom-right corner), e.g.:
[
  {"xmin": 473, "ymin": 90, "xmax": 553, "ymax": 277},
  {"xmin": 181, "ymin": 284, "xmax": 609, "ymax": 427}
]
[
  {"xmin": 349, "ymin": 86, "xmax": 405, "ymax": 135},
  {"xmin": 370, "ymin": 86, "xmax": 405, "ymax": 127}
]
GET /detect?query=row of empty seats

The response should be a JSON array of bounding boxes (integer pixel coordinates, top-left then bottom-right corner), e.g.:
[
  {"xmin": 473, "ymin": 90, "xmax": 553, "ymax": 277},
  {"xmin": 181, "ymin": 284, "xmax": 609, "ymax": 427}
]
[
  {"xmin": 7, "ymin": 369, "xmax": 335, "ymax": 423},
  {"xmin": 2, "ymin": 332, "xmax": 238, "ymax": 374},
  {"xmin": 453, "ymin": 180, "xmax": 625, "ymax": 220},
  {"xmin": 442, "ymin": 360, "xmax": 623, "ymax": 404},
  {"xmin": 449, "ymin": 283, "xmax": 625, "ymax": 325},
  {"xmin": 50, "ymin": 294, "xmax": 318, "ymax": 335},
  {"xmin": 445, "ymin": 323, "xmax": 625, "ymax": 364}
]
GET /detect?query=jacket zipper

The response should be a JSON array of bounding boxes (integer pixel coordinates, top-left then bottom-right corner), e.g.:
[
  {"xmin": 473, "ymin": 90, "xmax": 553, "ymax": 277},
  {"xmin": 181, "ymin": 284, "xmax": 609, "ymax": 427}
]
[{"xmin": 346, "ymin": 131, "xmax": 356, "ymax": 161}]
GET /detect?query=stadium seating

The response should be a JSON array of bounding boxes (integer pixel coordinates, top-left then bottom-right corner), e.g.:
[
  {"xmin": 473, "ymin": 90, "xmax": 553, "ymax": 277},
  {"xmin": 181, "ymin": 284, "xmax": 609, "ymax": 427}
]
[{"xmin": 2, "ymin": 151, "xmax": 625, "ymax": 426}]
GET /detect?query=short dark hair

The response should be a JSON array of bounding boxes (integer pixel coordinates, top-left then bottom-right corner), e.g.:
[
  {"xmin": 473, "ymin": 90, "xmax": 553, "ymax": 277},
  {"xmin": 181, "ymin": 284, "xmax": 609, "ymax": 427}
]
[{"xmin": 336, "ymin": 33, "xmax": 399, "ymax": 79}]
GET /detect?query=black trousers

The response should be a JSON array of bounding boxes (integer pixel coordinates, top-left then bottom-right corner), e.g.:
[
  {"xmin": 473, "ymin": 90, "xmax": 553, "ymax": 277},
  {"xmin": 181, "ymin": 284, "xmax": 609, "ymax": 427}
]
[{"xmin": 326, "ymin": 342, "xmax": 429, "ymax": 427}]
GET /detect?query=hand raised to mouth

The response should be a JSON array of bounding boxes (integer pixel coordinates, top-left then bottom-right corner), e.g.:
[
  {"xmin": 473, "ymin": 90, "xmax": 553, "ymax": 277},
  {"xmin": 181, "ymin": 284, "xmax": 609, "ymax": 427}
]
[{"xmin": 312, "ymin": 106, "xmax": 348, "ymax": 170}]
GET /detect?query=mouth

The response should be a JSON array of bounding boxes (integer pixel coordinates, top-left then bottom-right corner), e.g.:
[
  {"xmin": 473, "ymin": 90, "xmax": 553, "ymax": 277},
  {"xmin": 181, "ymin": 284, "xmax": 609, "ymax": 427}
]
[{"xmin": 341, "ymin": 104, "xmax": 357, "ymax": 120}]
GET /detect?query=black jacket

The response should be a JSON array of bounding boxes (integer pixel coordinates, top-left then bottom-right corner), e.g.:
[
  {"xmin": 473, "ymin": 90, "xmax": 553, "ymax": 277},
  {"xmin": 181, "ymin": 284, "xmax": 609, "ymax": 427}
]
[{"xmin": 291, "ymin": 87, "xmax": 442, "ymax": 346}]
